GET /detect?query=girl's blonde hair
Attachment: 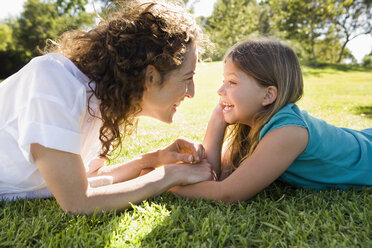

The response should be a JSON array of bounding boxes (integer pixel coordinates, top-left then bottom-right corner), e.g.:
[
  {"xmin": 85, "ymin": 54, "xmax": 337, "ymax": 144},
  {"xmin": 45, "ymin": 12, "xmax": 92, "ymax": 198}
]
[
  {"xmin": 224, "ymin": 38, "xmax": 304, "ymax": 169},
  {"xmin": 48, "ymin": 0, "xmax": 204, "ymax": 159}
]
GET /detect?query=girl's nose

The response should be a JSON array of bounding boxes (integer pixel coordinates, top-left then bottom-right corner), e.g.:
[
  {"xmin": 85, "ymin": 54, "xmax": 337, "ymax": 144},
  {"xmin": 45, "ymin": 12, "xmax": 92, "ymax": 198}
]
[
  {"xmin": 186, "ymin": 80, "xmax": 195, "ymax": 98},
  {"xmin": 217, "ymin": 84, "xmax": 225, "ymax": 96}
]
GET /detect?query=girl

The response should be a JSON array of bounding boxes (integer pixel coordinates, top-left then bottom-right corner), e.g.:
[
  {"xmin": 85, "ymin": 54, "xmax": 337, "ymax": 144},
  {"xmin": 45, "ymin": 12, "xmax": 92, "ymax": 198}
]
[
  {"xmin": 170, "ymin": 39, "xmax": 372, "ymax": 202},
  {"xmin": 0, "ymin": 0, "xmax": 213, "ymax": 214}
]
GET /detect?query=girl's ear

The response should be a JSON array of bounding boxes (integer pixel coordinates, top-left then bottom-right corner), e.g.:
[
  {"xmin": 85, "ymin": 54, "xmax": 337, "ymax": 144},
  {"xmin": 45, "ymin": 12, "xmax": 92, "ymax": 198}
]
[
  {"xmin": 262, "ymin": 86, "xmax": 277, "ymax": 106},
  {"xmin": 145, "ymin": 65, "xmax": 161, "ymax": 89}
]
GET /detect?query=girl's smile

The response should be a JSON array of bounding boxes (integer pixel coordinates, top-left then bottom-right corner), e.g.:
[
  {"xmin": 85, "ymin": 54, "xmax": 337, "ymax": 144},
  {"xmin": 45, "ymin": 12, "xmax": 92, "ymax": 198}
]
[
  {"xmin": 220, "ymin": 101, "xmax": 234, "ymax": 113},
  {"xmin": 218, "ymin": 58, "xmax": 267, "ymax": 126}
]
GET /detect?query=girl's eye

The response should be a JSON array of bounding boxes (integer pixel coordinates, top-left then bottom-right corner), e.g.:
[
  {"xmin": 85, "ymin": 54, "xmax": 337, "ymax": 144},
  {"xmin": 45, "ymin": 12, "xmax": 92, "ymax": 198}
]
[
  {"xmin": 222, "ymin": 80, "xmax": 236, "ymax": 86},
  {"xmin": 186, "ymin": 77, "xmax": 193, "ymax": 83}
]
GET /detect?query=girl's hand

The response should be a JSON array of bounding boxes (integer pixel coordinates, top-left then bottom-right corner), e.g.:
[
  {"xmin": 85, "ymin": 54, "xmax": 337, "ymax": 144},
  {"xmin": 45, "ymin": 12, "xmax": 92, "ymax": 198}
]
[
  {"xmin": 168, "ymin": 159, "xmax": 214, "ymax": 185},
  {"xmin": 211, "ymin": 103, "xmax": 228, "ymax": 127},
  {"xmin": 158, "ymin": 138, "xmax": 206, "ymax": 165}
]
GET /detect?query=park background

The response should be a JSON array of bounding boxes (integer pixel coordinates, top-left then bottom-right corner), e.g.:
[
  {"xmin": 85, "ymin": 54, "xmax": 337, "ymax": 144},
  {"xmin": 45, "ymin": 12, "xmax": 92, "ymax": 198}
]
[
  {"xmin": 1, "ymin": 0, "xmax": 372, "ymax": 247},
  {"xmin": 1, "ymin": 0, "xmax": 372, "ymax": 78}
]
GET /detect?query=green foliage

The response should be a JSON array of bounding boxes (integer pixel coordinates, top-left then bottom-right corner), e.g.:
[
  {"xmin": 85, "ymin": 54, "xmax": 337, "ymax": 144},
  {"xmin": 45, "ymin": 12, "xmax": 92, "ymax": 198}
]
[
  {"xmin": 203, "ymin": 0, "xmax": 261, "ymax": 60},
  {"xmin": 16, "ymin": 0, "xmax": 94, "ymax": 57},
  {"xmin": 332, "ymin": 0, "xmax": 372, "ymax": 63},
  {"xmin": 269, "ymin": 0, "xmax": 336, "ymax": 66},
  {"xmin": 0, "ymin": 23, "xmax": 14, "ymax": 51},
  {"xmin": 362, "ymin": 52, "xmax": 372, "ymax": 69},
  {"xmin": 0, "ymin": 0, "xmax": 94, "ymax": 78},
  {"xmin": 1, "ymin": 63, "xmax": 371, "ymax": 247},
  {"xmin": 0, "ymin": 20, "xmax": 29, "ymax": 78},
  {"xmin": 201, "ymin": 0, "xmax": 371, "ymax": 65},
  {"xmin": 313, "ymin": 32, "xmax": 355, "ymax": 64},
  {"xmin": 56, "ymin": 0, "xmax": 89, "ymax": 16},
  {"xmin": 0, "ymin": 50, "xmax": 30, "ymax": 79},
  {"xmin": 1, "ymin": 0, "xmax": 371, "ymax": 77}
]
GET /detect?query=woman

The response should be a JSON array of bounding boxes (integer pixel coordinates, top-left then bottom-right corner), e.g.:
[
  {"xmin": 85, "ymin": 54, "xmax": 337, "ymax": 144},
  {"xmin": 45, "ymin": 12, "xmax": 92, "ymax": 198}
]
[{"xmin": 0, "ymin": 0, "xmax": 213, "ymax": 214}]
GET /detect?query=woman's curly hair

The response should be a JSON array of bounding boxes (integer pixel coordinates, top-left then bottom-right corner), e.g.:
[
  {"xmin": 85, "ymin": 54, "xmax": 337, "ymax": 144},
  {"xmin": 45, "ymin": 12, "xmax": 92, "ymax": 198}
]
[{"xmin": 50, "ymin": 0, "xmax": 204, "ymax": 159}]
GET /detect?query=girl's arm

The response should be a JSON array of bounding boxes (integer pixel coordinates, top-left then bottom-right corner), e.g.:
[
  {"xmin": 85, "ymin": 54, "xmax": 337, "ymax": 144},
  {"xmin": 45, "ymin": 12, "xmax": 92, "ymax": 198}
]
[
  {"xmin": 170, "ymin": 126, "xmax": 308, "ymax": 202},
  {"xmin": 30, "ymin": 144, "xmax": 213, "ymax": 214},
  {"xmin": 202, "ymin": 104, "xmax": 228, "ymax": 177}
]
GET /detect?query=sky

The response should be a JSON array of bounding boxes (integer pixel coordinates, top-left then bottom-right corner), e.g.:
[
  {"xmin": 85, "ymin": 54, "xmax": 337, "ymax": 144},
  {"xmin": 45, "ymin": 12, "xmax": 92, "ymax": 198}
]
[{"xmin": 1, "ymin": 0, "xmax": 371, "ymax": 62}]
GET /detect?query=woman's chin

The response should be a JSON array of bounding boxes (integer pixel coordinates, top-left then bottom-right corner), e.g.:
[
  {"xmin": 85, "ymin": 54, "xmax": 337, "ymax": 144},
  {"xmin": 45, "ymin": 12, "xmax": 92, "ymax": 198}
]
[{"xmin": 158, "ymin": 112, "xmax": 175, "ymax": 124}]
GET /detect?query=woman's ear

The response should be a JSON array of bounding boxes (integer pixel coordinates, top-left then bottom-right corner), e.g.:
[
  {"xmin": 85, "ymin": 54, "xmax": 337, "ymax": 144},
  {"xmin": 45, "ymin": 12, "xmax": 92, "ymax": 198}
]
[
  {"xmin": 145, "ymin": 65, "xmax": 161, "ymax": 89},
  {"xmin": 262, "ymin": 86, "xmax": 277, "ymax": 106}
]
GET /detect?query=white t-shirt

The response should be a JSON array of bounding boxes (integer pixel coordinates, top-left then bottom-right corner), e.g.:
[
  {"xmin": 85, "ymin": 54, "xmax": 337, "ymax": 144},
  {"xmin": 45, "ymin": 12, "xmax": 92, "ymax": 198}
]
[{"xmin": 0, "ymin": 53, "xmax": 103, "ymax": 198}]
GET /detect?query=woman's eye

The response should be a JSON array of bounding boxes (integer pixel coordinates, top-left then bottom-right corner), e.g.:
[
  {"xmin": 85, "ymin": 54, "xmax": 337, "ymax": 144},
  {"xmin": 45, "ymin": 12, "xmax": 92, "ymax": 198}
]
[{"xmin": 228, "ymin": 81, "xmax": 237, "ymax": 85}]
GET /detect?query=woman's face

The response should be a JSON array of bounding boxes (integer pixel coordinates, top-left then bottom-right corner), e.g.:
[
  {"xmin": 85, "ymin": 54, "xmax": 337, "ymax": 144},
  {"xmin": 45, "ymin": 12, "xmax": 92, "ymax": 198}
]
[{"xmin": 140, "ymin": 44, "xmax": 197, "ymax": 123}]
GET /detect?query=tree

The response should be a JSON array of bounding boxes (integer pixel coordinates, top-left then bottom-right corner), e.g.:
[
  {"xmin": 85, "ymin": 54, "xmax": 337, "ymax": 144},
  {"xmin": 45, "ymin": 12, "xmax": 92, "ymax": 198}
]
[
  {"xmin": 0, "ymin": 22, "xmax": 14, "ymax": 51},
  {"xmin": 0, "ymin": 0, "xmax": 95, "ymax": 78},
  {"xmin": 56, "ymin": 0, "xmax": 88, "ymax": 15},
  {"xmin": 0, "ymin": 19, "xmax": 30, "ymax": 78},
  {"xmin": 15, "ymin": 0, "xmax": 94, "ymax": 58},
  {"xmin": 269, "ymin": 0, "xmax": 334, "ymax": 66},
  {"xmin": 332, "ymin": 0, "xmax": 372, "ymax": 62},
  {"xmin": 204, "ymin": 0, "xmax": 260, "ymax": 60},
  {"xmin": 362, "ymin": 50, "xmax": 372, "ymax": 68}
]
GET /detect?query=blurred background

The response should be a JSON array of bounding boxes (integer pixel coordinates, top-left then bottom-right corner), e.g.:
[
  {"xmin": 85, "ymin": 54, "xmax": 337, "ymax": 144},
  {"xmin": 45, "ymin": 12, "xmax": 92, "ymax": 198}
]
[{"xmin": 0, "ymin": 0, "xmax": 371, "ymax": 79}]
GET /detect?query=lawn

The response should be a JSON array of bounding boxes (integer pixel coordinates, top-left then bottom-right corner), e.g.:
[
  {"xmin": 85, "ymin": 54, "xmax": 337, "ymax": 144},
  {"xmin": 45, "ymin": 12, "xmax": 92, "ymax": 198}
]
[{"xmin": 1, "ymin": 62, "xmax": 371, "ymax": 247}]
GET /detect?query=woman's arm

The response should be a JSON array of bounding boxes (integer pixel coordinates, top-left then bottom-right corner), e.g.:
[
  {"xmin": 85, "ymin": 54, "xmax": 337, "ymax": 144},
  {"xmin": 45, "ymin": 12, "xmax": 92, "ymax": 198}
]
[
  {"xmin": 87, "ymin": 137, "xmax": 207, "ymax": 184},
  {"xmin": 170, "ymin": 126, "xmax": 308, "ymax": 202},
  {"xmin": 31, "ymin": 144, "xmax": 213, "ymax": 214},
  {"xmin": 202, "ymin": 104, "xmax": 228, "ymax": 177}
]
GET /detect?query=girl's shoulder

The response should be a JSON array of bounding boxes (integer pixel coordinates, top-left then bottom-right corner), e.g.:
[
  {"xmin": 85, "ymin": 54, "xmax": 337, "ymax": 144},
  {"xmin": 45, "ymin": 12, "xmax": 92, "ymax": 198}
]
[{"xmin": 259, "ymin": 104, "xmax": 308, "ymax": 141}]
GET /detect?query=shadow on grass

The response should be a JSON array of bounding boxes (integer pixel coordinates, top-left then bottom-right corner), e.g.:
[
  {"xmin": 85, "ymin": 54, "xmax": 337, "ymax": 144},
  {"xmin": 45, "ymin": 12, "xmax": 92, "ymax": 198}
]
[
  {"xmin": 0, "ymin": 197, "xmax": 121, "ymax": 247},
  {"xmin": 137, "ymin": 183, "xmax": 300, "ymax": 247},
  {"xmin": 351, "ymin": 106, "xmax": 372, "ymax": 119}
]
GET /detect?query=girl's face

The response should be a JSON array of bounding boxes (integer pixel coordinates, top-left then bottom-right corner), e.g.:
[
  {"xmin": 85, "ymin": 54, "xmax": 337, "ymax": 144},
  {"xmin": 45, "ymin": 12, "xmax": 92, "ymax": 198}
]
[
  {"xmin": 218, "ymin": 58, "xmax": 267, "ymax": 126},
  {"xmin": 140, "ymin": 44, "xmax": 197, "ymax": 123}
]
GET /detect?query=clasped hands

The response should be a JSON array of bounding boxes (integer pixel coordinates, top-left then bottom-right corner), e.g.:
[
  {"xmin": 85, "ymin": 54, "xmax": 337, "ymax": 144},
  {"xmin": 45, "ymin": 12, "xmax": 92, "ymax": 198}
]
[
  {"xmin": 138, "ymin": 137, "xmax": 216, "ymax": 183},
  {"xmin": 157, "ymin": 137, "xmax": 206, "ymax": 165}
]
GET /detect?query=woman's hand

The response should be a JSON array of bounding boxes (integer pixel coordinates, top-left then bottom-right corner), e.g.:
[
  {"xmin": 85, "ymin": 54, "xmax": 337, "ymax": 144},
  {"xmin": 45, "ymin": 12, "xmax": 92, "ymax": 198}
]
[{"xmin": 158, "ymin": 138, "xmax": 206, "ymax": 165}]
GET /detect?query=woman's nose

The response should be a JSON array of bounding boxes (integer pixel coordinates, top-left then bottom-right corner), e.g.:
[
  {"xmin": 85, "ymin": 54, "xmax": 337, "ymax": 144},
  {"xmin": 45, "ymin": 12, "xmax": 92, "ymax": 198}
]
[{"xmin": 185, "ymin": 80, "xmax": 195, "ymax": 98}]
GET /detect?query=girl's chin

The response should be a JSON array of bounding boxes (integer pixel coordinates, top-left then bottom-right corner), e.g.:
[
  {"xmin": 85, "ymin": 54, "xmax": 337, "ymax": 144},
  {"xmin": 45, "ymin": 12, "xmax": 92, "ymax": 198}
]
[{"xmin": 223, "ymin": 115, "xmax": 234, "ymax": 125}]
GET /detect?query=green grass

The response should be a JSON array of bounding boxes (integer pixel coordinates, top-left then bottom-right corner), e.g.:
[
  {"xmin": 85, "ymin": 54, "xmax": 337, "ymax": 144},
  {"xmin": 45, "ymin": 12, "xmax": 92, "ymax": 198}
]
[{"xmin": 1, "ymin": 63, "xmax": 372, "ymax": 247}]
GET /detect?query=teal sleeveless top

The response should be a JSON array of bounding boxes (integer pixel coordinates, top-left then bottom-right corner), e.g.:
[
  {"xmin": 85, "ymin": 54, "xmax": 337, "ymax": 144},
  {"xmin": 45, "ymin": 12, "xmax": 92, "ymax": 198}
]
[{"xmin": 259, "ymin": 104, "xmax": 372, "ymax": 190}]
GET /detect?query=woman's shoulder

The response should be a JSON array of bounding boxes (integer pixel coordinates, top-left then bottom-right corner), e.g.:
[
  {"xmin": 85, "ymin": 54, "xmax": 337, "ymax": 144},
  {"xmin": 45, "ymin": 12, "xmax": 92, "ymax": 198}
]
[
  {"xmin": 259, "ymin": 103, "xmax": 308, "ymax": 140},
  {"xmin": 29, "ymin": 53, "xmax": 90, "ymax": 85},
  {"xmin": 16, "ymin": 53, "xmax": 91, "ymax": 100},
  {"xmin": 5, "ymin": 53, "xmax": 91, "ymax": 115}
]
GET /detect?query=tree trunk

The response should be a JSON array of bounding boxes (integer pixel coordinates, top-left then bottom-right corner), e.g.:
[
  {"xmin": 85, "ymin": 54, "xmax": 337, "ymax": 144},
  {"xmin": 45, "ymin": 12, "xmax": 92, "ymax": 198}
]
[
  {"xmin": 337, "ymin": 31, "xmax": 350, "ymax": 63},
  {"xmin": 310, "ymin": 34, "xmax": 317, "ymax": 66},
  {"xmin": 337, "ymin": 41, "xmax": 348, "ymax": 63}
]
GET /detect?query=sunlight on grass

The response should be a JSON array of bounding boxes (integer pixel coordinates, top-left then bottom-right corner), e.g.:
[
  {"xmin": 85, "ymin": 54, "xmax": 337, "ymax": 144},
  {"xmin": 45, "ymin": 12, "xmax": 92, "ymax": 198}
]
[{"xmin": 109, "ymin": 202, "xmax": 171, "ymax": 247}]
